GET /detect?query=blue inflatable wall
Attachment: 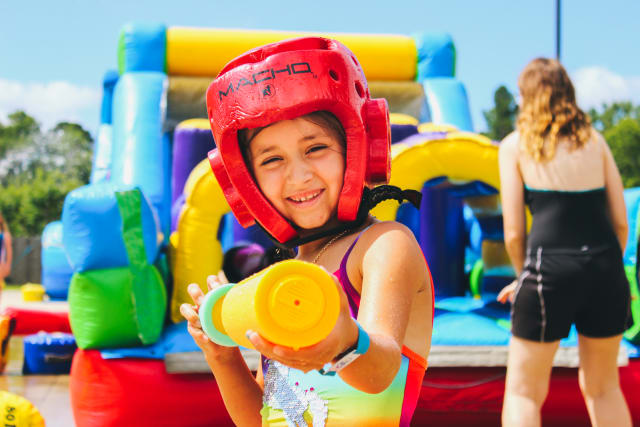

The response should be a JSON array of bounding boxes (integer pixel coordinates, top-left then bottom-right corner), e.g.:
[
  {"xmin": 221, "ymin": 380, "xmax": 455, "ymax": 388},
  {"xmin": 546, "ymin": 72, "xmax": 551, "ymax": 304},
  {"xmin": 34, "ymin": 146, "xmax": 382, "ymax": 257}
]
[
  {"xmin": 110, "ymin": 72, "xmax": 171, "ymax": 238},
  {"xmin": 624, "ymin": 188, "xmax": 640, "ymax": 267},
  {"xmin": 62, "ymin": 183, "xmax": 160, "ymax": 272},
  {"xmin": 423, "ymin": 78, "xmax": 474, "ymax": 131},
  {"xmin": 90, "ymin": 70, "xmax": 119, "ymax": 184},
  {"xmin": 117, "ymin": 22, "xmax": 167, "ymax": 74},
  {"xmin": 41, "ymin": 221, "xmax": 73, "ymax": 300}
]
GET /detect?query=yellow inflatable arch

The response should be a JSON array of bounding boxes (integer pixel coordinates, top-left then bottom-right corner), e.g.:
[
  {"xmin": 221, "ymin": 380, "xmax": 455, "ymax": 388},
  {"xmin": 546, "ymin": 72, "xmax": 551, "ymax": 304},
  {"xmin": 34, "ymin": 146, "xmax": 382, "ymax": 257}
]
[
  {"xmin": 170, "ymin": 157, "xmax": 230, "ymax": 323},
  {"xmin": 372, "ymin": 132, "xmax": 500, "ymax": 221}
]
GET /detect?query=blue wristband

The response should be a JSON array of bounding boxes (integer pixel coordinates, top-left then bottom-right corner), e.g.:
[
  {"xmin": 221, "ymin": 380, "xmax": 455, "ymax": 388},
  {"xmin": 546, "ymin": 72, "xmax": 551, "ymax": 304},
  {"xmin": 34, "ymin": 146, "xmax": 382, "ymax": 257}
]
[
  {"xmin": 319, "ymin": 320, "xmax": 369, "ymax": 376},
  {"xmin": 353, "ymin": 321, "xmax": 370, "ymax": 355}
]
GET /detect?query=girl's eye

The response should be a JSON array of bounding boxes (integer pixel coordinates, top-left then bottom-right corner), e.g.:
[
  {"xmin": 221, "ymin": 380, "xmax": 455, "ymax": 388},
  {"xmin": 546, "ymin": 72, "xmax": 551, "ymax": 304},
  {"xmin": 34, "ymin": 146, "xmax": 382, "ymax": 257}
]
[
  {"xmin": 307, "ymin": 145, "xmax": 328, "ymax": 154},
  {"xmin": 260, "ymin": 156, "xmax": 282, "ymax": 166}
]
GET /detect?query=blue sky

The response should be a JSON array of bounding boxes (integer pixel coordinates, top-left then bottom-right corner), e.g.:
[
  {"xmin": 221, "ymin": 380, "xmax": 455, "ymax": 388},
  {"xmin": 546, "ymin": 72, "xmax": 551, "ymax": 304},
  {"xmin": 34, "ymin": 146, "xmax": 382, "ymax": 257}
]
[{"xmin": 1, "ymin": 0, "xmax": 639, "ymax": 136}]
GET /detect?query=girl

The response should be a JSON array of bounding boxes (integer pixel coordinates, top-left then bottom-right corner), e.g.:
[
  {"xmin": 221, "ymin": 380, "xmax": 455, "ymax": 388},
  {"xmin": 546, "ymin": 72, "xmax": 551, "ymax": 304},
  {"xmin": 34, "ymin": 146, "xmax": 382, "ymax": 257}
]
[
  {"xmin": 181, "ymin": 37, "xmax": 433, "ymax": 426},
  {"xmin": 497, "ymin": 58, "xmax": 632, "ymax": 427}
]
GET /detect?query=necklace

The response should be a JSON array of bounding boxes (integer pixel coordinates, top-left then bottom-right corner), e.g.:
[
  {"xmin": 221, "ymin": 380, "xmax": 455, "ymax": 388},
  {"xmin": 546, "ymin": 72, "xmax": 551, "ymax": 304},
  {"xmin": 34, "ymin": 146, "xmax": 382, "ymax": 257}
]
[{"xmin": 312, "ymin": 229, "xmax": 349, "ymax": 264}]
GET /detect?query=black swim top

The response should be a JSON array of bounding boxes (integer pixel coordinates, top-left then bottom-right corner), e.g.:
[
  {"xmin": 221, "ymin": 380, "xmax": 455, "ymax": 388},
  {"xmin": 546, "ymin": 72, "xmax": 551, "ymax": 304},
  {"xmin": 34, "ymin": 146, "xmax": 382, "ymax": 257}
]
[{"xmin": 524, "ymin": 187, "xmax": 618, "ymax": 251}]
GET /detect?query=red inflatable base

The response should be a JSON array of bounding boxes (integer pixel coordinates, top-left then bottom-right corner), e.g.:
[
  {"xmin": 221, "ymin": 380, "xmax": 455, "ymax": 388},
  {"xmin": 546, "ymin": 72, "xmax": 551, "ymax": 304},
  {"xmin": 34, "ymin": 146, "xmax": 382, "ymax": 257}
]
[
  {"xmin": 70, "ymin": 349, "xmax": 640, "ymax": 426},
  {"xmin": 1, "ymin": 307, "xmax": 71, "ymax": 335},
  {"xmin": 70, "ymin": 350, "xmax": 234, "ymax": 427},
  {"xmin": 413, "ymin": 361, "xmax": 640, "ymax": 426}
]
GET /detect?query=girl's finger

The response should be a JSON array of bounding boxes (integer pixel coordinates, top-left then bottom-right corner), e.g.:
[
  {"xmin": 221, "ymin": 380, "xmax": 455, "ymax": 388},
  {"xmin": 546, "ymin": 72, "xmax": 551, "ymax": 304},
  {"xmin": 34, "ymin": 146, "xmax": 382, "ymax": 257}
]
[
  {"xmin": 207, "ymin": 274, "xmax": 221, "ymax": 290},
  {"xmin": 187, "ymin": 324, "xmax": 209, "ymax": 343},
  {"xmin": 217, "ymin": 269, "xmax": 229, "ymax": 284},
  {"xmin": 180, "ymin": 304, "xmax": 202, "ymax": 328},
  {"xmin": 187, "ymin": 283, "xmax": 206, "ymax": 305}
]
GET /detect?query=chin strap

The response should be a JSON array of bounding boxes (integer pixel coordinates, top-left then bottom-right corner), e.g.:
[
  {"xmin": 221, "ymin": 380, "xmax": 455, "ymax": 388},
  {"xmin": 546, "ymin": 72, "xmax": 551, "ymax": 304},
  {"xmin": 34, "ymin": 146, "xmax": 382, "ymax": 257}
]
[{"xmin": 260, "ymin": 185, "xmax": 422, "ymax": 259}]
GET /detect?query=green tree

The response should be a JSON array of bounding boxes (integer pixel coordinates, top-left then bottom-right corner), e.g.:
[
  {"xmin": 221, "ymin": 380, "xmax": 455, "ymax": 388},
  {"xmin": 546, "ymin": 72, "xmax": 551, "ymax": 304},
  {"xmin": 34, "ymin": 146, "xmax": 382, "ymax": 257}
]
[
  {"xmin": 589, "ymin": 102, "xmax": 640, "ymax": 132},
  {"xmin": 0, "ymin": 111, "xmax": 93, "ymax": 236},
  {"xmin": 588, "ymin": 103, "xmax": 640, "ymax": 189},
  {"xmin": 604, "ymin": 118, "xmax": 640, "ymax": 188},
  {"xmin": 0, "ymin": 111, "xmax": 40, "ymax": 157},
  {"xmin": 483, "ymin": 85, "xmax": 519, "ymax": 141},
  {"xmin": 0, "ymin": 168, "xmax": 83, "ymax": 236}
]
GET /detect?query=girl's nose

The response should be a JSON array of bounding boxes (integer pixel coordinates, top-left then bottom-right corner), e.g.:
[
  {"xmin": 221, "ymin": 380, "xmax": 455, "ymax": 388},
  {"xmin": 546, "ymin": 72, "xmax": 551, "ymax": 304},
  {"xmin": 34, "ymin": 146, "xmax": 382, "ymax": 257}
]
[{"xmin": 287, "ymin": 159, "xmax": 313, "ymax": 184}]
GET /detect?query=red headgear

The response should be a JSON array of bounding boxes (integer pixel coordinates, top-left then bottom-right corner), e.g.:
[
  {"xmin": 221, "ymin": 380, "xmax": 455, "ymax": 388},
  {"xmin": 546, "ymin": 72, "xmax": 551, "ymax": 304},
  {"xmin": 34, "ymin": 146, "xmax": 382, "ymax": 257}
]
[{"xmin": 206, "ymin": 37, "xmax": 391, "ymax": 245}]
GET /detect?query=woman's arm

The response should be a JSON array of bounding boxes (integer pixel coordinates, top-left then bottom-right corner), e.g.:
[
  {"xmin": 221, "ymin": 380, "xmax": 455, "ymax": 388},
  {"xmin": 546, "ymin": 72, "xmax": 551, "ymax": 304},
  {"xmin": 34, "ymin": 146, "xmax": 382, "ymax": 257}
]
[
  {"xmin": 601, "ymin": 135, "xmax": 628, "ymax": 251},
  {"xmin": 499, "ymin": 136, "xmax": 527, "ymax": 275}
]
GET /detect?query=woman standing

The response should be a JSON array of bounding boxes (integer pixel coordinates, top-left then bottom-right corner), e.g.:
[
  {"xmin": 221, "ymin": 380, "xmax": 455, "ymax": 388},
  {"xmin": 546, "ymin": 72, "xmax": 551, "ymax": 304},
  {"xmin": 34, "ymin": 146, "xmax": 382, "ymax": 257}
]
[{"xmin": 498, "ymin": 58, "xmax": 632, "ymax": 427}]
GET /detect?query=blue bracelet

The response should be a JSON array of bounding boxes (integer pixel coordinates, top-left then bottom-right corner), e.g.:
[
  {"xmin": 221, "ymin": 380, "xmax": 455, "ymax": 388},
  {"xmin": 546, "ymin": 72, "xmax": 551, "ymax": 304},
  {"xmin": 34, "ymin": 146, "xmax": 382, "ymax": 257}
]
[
  {"xmin": 353, "ymin": 321, "xmax": 370, "ymax": 355},
  {"xmin": 319, "ymin": 320, "xmax": 369, "ymax": 376}
]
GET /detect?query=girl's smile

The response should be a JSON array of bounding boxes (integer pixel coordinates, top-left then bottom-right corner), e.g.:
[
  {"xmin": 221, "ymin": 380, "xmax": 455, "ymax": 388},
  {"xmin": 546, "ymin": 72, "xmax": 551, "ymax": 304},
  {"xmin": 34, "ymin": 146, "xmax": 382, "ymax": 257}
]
[
  {"xmin": 286, "ymin": 188, "xmax": 324, "ymax": 206},
  {"xmin": 248, "ymin": 117, "xmax": 345, "ymax": 231}
]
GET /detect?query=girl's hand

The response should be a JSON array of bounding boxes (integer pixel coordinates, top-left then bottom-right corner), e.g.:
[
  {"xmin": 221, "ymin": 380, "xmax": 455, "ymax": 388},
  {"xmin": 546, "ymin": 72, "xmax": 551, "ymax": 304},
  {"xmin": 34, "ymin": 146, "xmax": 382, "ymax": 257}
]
[
  {"xmin": 497, "ymin": 279, "xmax": 518, "ymax": 304},
  {"xmin": 246, "ymin": 269, "xmax": 357, "ymax": 373},
  {"xmin": 180, "ymin": 271, "xmax": 239, "ymax": 361}
]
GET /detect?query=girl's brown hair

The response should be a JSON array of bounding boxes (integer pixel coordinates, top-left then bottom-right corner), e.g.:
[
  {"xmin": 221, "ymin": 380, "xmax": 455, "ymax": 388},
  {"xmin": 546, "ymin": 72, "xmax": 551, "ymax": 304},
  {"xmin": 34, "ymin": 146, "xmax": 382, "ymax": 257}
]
[{"xmin": 516, "ymin": 58, "xmax": 592, "ymax": 161}]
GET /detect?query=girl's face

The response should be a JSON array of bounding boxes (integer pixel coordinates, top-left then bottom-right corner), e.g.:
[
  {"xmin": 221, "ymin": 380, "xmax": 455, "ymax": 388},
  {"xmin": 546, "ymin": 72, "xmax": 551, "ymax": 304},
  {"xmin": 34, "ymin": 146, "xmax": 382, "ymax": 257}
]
[{"xmin": 248, "ymin": 117, "xmax": 346, "ymax": 231}]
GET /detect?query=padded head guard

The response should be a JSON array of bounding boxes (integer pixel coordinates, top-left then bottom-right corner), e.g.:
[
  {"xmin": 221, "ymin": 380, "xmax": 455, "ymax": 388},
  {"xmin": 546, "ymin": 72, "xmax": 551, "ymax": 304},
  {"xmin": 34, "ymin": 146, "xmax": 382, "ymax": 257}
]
[{"xmin": 206, "ymin": 37, "xmax": 391, "ymax": 244}]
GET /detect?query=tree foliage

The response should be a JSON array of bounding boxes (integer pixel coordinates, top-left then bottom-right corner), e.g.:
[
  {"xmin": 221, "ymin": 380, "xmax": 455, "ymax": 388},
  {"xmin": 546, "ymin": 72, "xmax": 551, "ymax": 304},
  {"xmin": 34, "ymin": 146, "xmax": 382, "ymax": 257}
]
[
  {"xmin": 0, "ymin": 111, "xmax": 92, "ymax": 236},
  {"xmin": 589, "ymin": 102, "xmax": 640, "ymax": 132},
  {"xmin": 589, "ymin": 102, "xmax": 640, "ymax": 189},
  {"xmin": 483, "ymin": 85, "xmax": 519, "ymax": 141}
]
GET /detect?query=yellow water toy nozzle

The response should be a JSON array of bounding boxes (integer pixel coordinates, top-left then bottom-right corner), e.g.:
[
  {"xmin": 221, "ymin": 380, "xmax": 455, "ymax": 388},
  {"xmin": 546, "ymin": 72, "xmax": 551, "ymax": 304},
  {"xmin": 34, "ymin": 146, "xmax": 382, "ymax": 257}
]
[{"xmin": 199, "ymin": 259, "xmax": 340, "ymax": 350}]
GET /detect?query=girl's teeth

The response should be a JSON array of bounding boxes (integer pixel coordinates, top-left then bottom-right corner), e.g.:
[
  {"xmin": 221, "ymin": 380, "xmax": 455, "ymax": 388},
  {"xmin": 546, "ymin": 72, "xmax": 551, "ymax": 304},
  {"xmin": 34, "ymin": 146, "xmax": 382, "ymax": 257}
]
[{"xmin": 293, "ymin": 192, "xmax": 318, "ymax": 202}]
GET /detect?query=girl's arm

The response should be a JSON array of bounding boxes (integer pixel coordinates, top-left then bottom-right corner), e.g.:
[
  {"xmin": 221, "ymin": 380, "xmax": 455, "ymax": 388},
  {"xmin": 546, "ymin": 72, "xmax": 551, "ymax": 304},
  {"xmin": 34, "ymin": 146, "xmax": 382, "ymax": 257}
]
[
  {"xmin": 601, "ymin": 135, "xmax": 628, "ymax": 251},
  {"xmin": 248, "ymin": 223, "xmax": 430, "ymax": 393},
  {"xmin": 337, "ymin": 222, "xmax": 429, "ymax": 393},
  {"xmin": 182, "ymin": 277, "xmax": 263, "ymax": 426},
  {"xmin": 499, "ymin": 136, "xmax": 527, "ymax": 275}
]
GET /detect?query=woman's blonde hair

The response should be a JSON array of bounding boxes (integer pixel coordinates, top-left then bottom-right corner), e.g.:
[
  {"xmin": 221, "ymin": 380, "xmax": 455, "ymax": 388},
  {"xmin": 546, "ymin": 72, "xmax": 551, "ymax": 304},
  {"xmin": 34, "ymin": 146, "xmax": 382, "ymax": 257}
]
[{"xmin": 516, "ymin": 58, "xmax": 592, "ymax": 161}]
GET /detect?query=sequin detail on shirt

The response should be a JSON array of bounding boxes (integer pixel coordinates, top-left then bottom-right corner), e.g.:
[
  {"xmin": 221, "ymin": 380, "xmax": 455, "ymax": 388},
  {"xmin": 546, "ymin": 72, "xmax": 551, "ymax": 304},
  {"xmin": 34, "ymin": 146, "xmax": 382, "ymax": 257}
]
[{"xmin": 263, "ymin": 359, "xmax": 328, "ymax": 427}]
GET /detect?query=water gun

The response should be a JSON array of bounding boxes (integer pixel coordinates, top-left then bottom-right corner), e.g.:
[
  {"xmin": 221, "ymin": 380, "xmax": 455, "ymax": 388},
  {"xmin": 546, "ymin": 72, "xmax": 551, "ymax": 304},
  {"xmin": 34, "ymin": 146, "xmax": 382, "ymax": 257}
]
[{"xmin": 199, "ymin": 259, "xmax": 340, "ymax": 350}]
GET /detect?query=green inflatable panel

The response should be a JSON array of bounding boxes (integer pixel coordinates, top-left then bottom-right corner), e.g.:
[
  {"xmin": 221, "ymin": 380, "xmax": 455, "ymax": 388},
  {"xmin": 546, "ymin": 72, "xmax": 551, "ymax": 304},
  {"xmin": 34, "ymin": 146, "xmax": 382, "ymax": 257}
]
[
  {"xmin": 69, "ymin": 265, "xmax": 166, "ymax": 349},
  {"xmin": 469, "ymin": 259, "xmax": 484, "ymax": 298},
  {"xmin": 624, "ymin": 264, "xmax": 640, "ymax": 344},
  {"xmin": 68, "ymin": 187, "xmax": 167, "ymax": 349}
]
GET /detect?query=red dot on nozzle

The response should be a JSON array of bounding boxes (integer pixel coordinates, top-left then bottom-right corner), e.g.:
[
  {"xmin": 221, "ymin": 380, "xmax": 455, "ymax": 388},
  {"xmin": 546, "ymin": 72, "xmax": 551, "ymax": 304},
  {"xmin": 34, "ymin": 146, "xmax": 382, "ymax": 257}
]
[{"xmin": 294, "ymin": 300, "xmax": 300, "ymax": 306}]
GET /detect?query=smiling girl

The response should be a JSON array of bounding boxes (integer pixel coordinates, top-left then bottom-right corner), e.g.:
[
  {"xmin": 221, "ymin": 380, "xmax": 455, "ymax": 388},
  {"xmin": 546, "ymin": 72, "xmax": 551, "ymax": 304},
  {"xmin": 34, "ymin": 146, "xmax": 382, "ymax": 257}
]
[{"xmin": 181, "ymin": 37, "xmax": 433, "ymax": 427}]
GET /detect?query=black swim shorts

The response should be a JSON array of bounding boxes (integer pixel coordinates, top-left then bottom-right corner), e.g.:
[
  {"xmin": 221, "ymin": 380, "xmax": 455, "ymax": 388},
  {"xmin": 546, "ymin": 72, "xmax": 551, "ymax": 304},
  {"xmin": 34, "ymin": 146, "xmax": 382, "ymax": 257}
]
[{"xmin": 511, "ymin": 245, "xmax": 632, "ymax": 342}]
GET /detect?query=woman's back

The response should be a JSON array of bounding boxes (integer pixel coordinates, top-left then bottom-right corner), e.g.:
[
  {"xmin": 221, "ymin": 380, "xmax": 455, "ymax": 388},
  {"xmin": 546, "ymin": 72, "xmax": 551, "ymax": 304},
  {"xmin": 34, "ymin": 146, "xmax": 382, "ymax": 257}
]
[
  {"xmin": 505, "ymin": 129, "xmax": 606, "ymax": 192},
  {"xmin": 502, "ymin": 130, "xmax": 619, "ymax": 250}
]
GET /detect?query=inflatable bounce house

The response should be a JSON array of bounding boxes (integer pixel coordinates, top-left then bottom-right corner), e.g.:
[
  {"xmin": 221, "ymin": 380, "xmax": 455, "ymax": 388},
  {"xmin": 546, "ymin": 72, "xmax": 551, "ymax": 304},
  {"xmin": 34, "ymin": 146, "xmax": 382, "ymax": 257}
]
[{"xmin": 31, "ymin": 22, "xmax": 640, "ymax": 425}]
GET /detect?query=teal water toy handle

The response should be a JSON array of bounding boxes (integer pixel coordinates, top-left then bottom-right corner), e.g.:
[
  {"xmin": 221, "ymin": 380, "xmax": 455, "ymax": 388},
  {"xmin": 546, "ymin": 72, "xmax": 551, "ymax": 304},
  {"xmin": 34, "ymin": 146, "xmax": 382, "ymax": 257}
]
[{"xmin": 199, "ymin": 283, "xmax": 238, "ymax": 347}]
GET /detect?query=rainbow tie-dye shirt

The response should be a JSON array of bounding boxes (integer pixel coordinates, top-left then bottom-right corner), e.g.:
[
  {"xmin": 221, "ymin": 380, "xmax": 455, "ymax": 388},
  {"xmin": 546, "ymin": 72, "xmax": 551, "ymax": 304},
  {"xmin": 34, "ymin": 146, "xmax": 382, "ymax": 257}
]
[{"xmin": 260, "ymin": 346, "xmax": 426, "ymax": 427}]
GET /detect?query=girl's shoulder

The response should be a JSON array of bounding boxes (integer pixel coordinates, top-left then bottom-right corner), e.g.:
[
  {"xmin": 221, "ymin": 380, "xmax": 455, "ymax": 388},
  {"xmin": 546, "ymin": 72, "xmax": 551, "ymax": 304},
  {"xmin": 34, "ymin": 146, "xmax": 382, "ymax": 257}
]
[{"xmin": 354, "ymin": 220, "xmax": 421, "ymax": 260}]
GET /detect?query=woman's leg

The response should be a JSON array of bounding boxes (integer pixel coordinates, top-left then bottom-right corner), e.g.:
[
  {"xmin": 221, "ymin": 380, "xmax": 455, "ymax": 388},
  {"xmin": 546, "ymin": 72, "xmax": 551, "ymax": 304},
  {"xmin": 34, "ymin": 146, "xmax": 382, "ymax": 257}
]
[
  {"xmin": 577, "ymin": 334, "xmax": 631, "ymax": 427},
  {"xmin": 502, "ymin": 336, "xmax": 560, "ymax": 427}
]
